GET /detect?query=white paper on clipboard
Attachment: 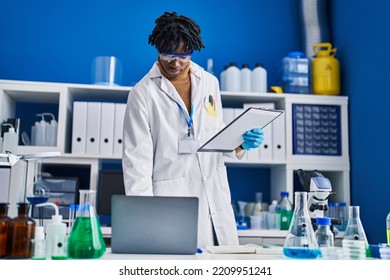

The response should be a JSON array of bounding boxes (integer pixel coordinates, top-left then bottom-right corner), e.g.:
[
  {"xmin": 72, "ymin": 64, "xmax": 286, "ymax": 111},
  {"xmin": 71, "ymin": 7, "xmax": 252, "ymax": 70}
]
[{"xmin": 197, "ymin": 107, "xmax": 283, "ymax": 152}]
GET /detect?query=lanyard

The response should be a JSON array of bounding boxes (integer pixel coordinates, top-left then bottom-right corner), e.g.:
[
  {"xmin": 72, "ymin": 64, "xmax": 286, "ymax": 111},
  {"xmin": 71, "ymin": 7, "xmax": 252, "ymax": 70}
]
[{"xmin": 177, "ymin": 103, "xmax": 194, "ymax": 137}]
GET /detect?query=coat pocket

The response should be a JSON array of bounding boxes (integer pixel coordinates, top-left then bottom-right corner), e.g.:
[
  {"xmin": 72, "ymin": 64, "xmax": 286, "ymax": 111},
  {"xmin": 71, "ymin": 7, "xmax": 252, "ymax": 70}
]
[{"xmin": 152, "ymin": 176, "xmax": 188, "ymax": 196}]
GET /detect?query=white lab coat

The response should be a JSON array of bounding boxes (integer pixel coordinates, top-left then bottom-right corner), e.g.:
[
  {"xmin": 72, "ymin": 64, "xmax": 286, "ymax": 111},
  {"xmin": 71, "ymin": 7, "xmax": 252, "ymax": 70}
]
[{"xmin": 122, "ymin": 61, "xmax": 241, "ymax": 247}]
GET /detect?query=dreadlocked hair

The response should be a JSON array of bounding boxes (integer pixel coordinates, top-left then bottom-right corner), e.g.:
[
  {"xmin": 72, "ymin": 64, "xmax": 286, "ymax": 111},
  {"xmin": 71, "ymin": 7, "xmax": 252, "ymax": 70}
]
[{"xmin": 148, "ymin": 11, "xmax": 205, "ymax": 53}]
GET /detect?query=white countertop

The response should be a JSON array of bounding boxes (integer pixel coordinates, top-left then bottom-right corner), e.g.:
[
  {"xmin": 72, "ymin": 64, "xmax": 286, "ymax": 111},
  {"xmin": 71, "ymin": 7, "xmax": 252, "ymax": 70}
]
[{"xmin": 101, "ymin": 248, "xmax": 286, "ymax": 260}]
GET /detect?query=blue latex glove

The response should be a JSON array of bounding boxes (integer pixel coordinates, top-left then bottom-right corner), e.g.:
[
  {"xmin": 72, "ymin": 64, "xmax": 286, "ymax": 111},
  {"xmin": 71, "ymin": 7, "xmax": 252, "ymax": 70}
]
[{"xmin": 241, "ymin": 128, "xmax": 265, "ymax": 151}]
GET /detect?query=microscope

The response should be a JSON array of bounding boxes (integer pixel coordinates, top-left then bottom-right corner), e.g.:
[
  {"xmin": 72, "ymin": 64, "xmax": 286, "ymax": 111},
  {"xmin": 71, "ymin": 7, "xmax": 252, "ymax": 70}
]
[{"xmin": 297, "ymin": 169, "xmax": 341, "ymax": 236}]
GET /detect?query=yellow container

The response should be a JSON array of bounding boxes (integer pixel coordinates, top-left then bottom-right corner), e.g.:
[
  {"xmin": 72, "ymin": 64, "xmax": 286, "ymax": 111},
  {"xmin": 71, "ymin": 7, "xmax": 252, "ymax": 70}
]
[{"xmin": 312, "ymin": 43, "xmax": 340, "ymax": 95}]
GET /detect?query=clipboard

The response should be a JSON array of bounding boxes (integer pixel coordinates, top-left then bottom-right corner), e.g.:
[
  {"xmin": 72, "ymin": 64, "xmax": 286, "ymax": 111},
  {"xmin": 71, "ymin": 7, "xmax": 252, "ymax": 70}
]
[{"xmin": 198, "ymin": 107, "xmax": 283, "ymax": 152}]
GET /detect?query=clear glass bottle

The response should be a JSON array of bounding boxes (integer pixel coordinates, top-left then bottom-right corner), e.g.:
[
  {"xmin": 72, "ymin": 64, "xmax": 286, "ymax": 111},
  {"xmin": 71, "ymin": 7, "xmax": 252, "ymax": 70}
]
[
  {"xmin": 276, "ymin": 191, "xmax": 293, "ymax": 230},
  {"xmin": 0, "ymin": 203, "xmax": 12, "ymax": 258},
  {"xmin": 315, "ymin": 217, "xmax": 334, "ymax": 247},
  {"xmin": 9, "ymin": 203, "xmax": 36, "ymax": 259},
  {"xmin": 67, "ymin": 190, "xmax": 106, "ymax": 259},
  {"xmin": 283, "ymin": 191, "xmax": 320, "ymax": 259},
  {"xmin": 342, "ymin": 205, "xmax": 369, "ymax": 258}
]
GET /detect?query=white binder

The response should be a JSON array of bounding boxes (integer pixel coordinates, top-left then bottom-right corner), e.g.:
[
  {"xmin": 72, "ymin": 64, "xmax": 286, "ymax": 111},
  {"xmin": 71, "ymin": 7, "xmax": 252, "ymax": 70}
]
[
  {"xmin": 86, "ymin": 102, "xmax": 102, "ymax": 155},
  {"xmin": 272, "ymin": 110, "xmax": 286, "ymax": 161},
  {"xmin": 113, "ymin": 103, "xmax": 126, "ymax": 157},
  {"xmin": 258, "ymin": 122, "xmax": 273, "ymax": 161},
  {"xmin": 99, "ymin": 102, "xmax": 115, "ymax": 156},
  {"xmin": 71, "ymin": 101, "xmax": 88, "ymax": 154}
]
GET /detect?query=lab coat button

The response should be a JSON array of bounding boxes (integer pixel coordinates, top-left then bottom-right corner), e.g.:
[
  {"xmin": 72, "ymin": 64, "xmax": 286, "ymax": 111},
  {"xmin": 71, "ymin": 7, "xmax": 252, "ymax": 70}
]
[{"xmin": 203, "ymin": 176, "xmax": 207, "ymax": 181}]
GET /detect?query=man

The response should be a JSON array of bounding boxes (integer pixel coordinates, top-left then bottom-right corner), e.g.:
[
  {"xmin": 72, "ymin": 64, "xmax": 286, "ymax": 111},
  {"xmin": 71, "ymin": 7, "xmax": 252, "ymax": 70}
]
[{"xmin": 122, "ymin": 11, "xmax": 264, "ymax": 247}]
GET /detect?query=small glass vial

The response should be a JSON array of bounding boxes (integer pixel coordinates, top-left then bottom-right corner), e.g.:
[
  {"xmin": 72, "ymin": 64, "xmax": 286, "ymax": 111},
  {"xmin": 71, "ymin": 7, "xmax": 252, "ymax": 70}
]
[{"xmin": 0, "ymin": 203, "xmax": 12, "ymax": 258}]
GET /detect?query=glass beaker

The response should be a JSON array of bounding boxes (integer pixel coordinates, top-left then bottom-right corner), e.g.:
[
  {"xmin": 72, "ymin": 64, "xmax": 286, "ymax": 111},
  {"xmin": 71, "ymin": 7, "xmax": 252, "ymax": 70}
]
[
  {"xmin": 67, "ymin": 190, "xmax": 106, "ymax": 259},
  {"xmin": 283, "ymin": 191, "xmax": 320, "ymax": 259}
]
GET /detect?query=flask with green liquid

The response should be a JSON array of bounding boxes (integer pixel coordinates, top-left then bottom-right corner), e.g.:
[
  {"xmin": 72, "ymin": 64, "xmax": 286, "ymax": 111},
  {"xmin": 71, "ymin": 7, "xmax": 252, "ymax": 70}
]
[{"xmin": 67, "ymin": 190, "xmax": 106, "ymax": 259}]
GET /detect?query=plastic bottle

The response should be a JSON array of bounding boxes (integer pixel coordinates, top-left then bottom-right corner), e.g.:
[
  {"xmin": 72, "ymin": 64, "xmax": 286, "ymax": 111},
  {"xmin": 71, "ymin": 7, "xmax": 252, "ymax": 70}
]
[
  {"xmin": 326, "ymin": 201, "xmax": 337, "ymax": 219},
  {"xmin": 224, "ymin": 62, "xmax": 241, "ymax": 92},
  {"xmin": 0, "ymin": 203, "xmax": 12, "ymax": 258},
  {"xmin": 337, "ymin": 202, "xmax": 348, "ymax": 231},
  {"xmin": 1, "ymin": 123, "xmax": 18, "ymax": 154},
  {"xmin": 33, "ymin": 114, "xmax": 48, "ymax": 146},
  {"xmin": 251, "ymin": 63, "xmax": 267, "ymax": 93},
  {"xmin": 32, "ymin": 226, "xmax": 46, "ymax": 260},
  {"xmin": 30, "ymin": 121, "xmax": 38, "ymax": 145},
  {"xmin": 240, "ymin": 64, "xmax": 252, "ymax": 92},
  {"xmin": 269, "ymin": 200, "xmax": 278, "ymax": 213},
  {"xmin": 9, "ymin": 203, "xmax": 36, "ymax": 259},
  {"xmin": 253, "ymin": 192, "xmax": 263, "ymax": 214},
  {"xmin": 386, "ymin": 212, "xmax": 390, "ymax": 244},
  {"xmin": 268, "ymin": 200, "xmax": 280, "ymax": 230},
  {"xmin": 67, "ymin": 190, "xmax": 106, "ymax": 259},
  {"xmin": 36, "ymin": 202, "xmax": 67, "ymax": 260},
  {"xmin": 315, "ymin": 217, "xmax": 334, "ymax": 247},
  {"xmin": 312, "ymin": 42, "xmax": 340, "ymax": 95},
  {"xmin": 42, "ymin": 113, "xmax": 58, "ymax": 146},
  {"xmin": 283, "ymin": 191, "xmax": 320, "ymax": 259},
  {"xmin": 220, "ymin": 65, "xmax": 228, "ymax": 91},
  {"xmin": 276, "ymin": 191, "xmax": 293, "ymax": 230},
  {"xmin": 282, "ymin": 51, "xmax": 310, "ymax": 94}
]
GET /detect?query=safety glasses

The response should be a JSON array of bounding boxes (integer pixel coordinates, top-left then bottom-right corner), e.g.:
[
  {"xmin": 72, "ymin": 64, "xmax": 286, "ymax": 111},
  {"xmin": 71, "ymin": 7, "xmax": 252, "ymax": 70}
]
[{"xmin": 158, "ymin": 49, "xmax": 193, "ymax": 63}]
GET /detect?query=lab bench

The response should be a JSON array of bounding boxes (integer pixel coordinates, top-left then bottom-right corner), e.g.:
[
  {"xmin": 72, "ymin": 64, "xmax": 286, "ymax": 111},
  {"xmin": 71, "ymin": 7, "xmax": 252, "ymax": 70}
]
[{"xmin": 100, "ymin": 227, "xmax": 344, "ymax": 247}]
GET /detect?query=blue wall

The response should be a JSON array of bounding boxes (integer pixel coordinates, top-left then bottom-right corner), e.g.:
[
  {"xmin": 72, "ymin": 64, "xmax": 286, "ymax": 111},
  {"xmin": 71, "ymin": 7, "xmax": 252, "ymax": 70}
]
[
  {"xmin": 1, "ymin": 0, "xmax": 389, "ymax": 244},
  {"xmin": 0, "ymin": 0, "xmax": 301, "ymax": 86},
  {"xmin": 331, "ymin": 0, "xmax": 390, "ymax": 245}
]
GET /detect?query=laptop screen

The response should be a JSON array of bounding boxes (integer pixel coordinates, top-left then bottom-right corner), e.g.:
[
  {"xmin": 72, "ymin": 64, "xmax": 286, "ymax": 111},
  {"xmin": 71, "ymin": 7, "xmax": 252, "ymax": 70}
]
[
  {"xmin": 97, "ymin": 170, "xmax": 125, "ymax": 225},
  {"xmin": 111, "ymin": 195, "xmax": 199, "ymax": 255}
]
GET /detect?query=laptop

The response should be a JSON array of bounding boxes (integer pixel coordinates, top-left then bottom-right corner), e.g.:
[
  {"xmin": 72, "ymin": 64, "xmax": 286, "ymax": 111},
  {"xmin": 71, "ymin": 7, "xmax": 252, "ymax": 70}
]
[{"xmin": 111, "ymin": 195, "xmax": 199, "ymax": 255}]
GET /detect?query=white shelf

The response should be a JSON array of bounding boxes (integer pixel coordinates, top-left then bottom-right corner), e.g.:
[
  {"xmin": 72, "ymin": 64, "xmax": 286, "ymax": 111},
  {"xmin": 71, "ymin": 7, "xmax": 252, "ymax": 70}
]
[{"xmin": 0, "ymin": 79, "xmax": 350, "ymax": 204}]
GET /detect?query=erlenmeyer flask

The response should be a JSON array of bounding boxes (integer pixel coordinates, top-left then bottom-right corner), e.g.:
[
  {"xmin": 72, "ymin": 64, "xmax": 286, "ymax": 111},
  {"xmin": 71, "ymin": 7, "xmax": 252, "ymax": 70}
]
[
  {"xmin": 283, "ymin": 191, "xmax": 321, "ymax": 259},
  {"xmin": 342, "ymin": 206, "xmax": 370, "ymax": 258},
  {"xmin": 67, "ymin": 190, "xmax": 106, "ymax": 259}
]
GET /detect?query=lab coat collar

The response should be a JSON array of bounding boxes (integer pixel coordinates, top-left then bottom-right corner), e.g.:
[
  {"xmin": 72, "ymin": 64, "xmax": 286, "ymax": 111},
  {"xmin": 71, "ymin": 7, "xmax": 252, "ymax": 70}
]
[{"xmin": 148, "ymin": 61, "xmax": 203, "ymax": 114}]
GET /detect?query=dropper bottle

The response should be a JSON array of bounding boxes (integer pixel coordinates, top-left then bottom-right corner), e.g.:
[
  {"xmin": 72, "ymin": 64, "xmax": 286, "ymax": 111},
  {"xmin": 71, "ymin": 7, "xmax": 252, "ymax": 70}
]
[
  {"xmin": 36, "ymin": 202, "xmax": 67, "ymax": 259},
  {"xmin": 42, "ymin": 113, "xmax": 58, "ymax": 146},
  {"xmin": 33, "ymin": 114, "xmax": 48, "ymax": 146}
]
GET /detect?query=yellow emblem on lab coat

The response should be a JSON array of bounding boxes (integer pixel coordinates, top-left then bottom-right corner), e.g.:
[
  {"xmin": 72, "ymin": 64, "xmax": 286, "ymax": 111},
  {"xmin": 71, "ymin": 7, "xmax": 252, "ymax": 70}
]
[{"xmin": 205, "ymin": 95, "xmax": 217, "ymax": 118}]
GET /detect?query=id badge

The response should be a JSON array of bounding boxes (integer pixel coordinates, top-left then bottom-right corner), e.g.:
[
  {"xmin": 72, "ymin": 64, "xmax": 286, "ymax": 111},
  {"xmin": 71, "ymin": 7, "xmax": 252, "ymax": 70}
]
[{"xmin": 178, "ymin": 138, "xmax": 200, "ymax": 154}]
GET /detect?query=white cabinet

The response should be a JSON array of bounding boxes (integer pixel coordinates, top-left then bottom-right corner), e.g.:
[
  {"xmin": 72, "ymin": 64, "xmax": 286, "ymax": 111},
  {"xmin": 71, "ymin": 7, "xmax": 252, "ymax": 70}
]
[
  {"xmin": 0, "ymin": 80, "xmax": 350, "ymax": 204},
  {"xmin": 220, "ymin": 90, "xmax": 349, "ymax": 204}
]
